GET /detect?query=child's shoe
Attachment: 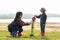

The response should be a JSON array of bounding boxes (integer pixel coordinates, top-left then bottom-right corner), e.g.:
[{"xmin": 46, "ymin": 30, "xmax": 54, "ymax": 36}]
[
  {"xmin": 18, "ymin": 32, "xmax": 22, "ymax": 37},
  {"xmin": 41, "ymin": 32, "xmax": 45, "ymax": 37}
]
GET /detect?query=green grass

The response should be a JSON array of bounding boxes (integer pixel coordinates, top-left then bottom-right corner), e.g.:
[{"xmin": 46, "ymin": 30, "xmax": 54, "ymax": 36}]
[{"xmin": 0, "ymin": 30, "xmax": 60, "ymax": 40}]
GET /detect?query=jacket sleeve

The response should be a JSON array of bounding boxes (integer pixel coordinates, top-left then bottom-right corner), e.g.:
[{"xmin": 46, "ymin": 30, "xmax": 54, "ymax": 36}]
[
  {"xmin": 35, "ymin": 15, "xmax": 41, "ymax": 18},
  {"xmin": 17, "ymin": 19, "xmax": 30, "ymax": 26}
]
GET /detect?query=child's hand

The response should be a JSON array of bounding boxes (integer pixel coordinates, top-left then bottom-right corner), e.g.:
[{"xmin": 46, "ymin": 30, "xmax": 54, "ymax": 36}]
[
  {"xmin": 26, "ymin": 23, "xmax": 30, "ymax": 25},
  {"xmin": 24, "ymin": 22, "xmax": 31, "ymax": 26}
]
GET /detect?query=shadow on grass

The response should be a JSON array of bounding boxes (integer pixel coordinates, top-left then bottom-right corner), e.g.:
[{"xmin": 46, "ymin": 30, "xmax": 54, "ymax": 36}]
[
  {"xmin": 6, "ymin": 35, "xmax": 49, "ymax": 40},
  {"xmin": 22, "ymin": 35, "xmax": 49, "ymax": 40},
  {"xmin": 40, "ymin": 36, "xmax": 49, "ymax": 40}
]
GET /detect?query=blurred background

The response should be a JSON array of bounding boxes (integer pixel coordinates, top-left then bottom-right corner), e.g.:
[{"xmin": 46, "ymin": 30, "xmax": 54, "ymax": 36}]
[
  {"xmin": 0, "ymin": 0, "xmax": 60, "ymax": 23},
  {"xmin": 0, "ymin": 0, "xmax": 60, "ymax": 31}
]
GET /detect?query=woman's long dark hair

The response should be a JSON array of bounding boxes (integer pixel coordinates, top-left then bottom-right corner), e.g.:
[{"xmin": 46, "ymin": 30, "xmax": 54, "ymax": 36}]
[{"xmin": 14, "ymin": 12, "xmax": 22, "ymax": 22}]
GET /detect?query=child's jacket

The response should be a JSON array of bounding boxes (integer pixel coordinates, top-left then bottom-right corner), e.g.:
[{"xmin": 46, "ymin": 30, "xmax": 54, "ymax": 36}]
[
  {"xmin": 9, "ymin": 18, "xmax": 29, "ymax": 27},
  {"xmin": 36, "ymin": 13, "xmax": 47, "ymax": 24},
  {"xmin": 8, "ymin": 18, "xmax": 29, "ymax": 32}
]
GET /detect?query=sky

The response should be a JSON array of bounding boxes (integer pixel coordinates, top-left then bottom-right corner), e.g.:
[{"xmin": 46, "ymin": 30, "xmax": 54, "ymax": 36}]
[{"xmin": 0, "ymin": 0, "xmax": 60, "ymax": 14}]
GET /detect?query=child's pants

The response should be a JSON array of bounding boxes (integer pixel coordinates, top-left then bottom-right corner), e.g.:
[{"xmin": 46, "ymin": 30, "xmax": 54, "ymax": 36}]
[
  {"xmin": 8, "ymin": 25, "xmax": 23, "ymax": 37},
  {"xmin": 8, "ymin": 25, "xmax": 17, "ymax": 37},
  {"xmin": 40, "ymin": 24, "xmax": 45, "ymax": 36},
  {"xmin": 40, "ymin": 24, "xmax": 45, "ymax": 32},
  {"xmin": 12, "ymin": 31, "xmax": 17, "ymax": 37}
]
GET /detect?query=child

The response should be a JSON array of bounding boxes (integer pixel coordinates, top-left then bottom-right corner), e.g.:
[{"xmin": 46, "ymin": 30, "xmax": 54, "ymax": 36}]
[
  {"xmin": 8, "ymin": 12, "xmax": 30, "ymax": 37},
  {"xmin": 35, "ymin": 8, "xmax": 47, "ymax": 37}
]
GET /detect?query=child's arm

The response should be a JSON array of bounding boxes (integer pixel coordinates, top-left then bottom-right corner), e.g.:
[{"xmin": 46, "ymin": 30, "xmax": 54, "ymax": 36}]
[
  {"xmin": 24, "ymin": 23, "xmax": 30, "ymax": 26},
  {"xmin": 17, "ymin": 19, "xmax": 30, "ymax": 26},
  {"xmin": 21, "ymin": 20, "xmax": 30, "ymax": 26},
  {"xmin": 35, "ymin": 15, "xmax": 41, "ymax": 18}
]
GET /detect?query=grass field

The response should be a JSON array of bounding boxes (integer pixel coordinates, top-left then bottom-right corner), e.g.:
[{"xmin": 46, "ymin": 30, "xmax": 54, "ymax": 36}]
[
  {"xmin": 0, "ymin": 23, "xmax": 60, "ymax": 40},
  {"xmin": 0, "ymin": 30, "xmax": 60, "ymax": 40}
]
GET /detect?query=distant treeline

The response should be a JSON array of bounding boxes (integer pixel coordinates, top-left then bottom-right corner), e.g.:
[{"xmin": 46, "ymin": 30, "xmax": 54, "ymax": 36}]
[
  {"xmin": 0, "ymin": 14, "xmax": 34, "ymax": 19},
  {"xmin": 0, "ymin": 14, "xmax": 60, "ymax": 19}
]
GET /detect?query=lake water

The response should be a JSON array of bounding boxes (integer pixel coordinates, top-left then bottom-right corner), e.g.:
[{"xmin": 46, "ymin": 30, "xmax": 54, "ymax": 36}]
[{"xmin": 0, "ymin": 17, "xmax": 60, "ymax": 23}]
